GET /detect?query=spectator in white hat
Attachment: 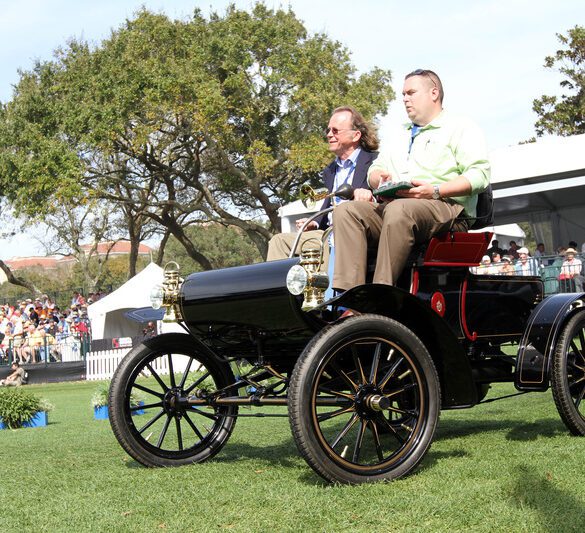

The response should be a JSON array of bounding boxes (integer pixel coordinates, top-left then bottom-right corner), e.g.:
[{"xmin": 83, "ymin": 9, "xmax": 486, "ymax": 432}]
[
  {"xmin": 515, "ymin": 247, "xmax": 537, "ymax": 275},
  {"xmin": 560, "ymin": 248, "xmax": 584, "ymax": 292}
]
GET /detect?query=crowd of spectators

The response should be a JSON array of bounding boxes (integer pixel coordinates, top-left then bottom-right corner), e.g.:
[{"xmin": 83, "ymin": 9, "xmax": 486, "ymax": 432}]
[
  {"xmin": 0, "ymin": 291, "xmax": 100, "ymax": 365},
  {"xmin": 474, "ymin": 239, "xmax": 585, "ymax": 291}
]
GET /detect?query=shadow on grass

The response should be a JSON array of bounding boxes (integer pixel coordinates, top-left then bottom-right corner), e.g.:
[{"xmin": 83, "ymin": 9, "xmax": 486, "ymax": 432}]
[
  {"xmin": 293, "ymin": 448, "xmax": 471, "ymax": 486},
  {"xmin": 436, "ymin": 417, "xmax": 566, "ymax": 442},
  {"xmin": 510, "ymin": 465, "xmax": 585, "ymax": 531},
  {"xmin": 216, "ymin": 438, "xmax": 300, "ymax": 469}
]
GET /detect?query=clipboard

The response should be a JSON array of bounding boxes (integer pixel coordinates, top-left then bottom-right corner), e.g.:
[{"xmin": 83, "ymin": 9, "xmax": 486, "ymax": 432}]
[{"xmin": 373, "ymin": 181, "xmax": 413, "ymax": 199}]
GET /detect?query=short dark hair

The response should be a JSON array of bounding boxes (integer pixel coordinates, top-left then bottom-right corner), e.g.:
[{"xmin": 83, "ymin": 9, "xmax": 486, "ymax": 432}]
[
  {"xmin": 332, "ymin": 106, "xmax": 379, "ymax": 151},
  {"xmin": 405, "ymin": 69, "xmax": 444, "ymax": 103},
  {"xmin": 11, "ymin": 360, "xmax": 19, "ymax": 367}
]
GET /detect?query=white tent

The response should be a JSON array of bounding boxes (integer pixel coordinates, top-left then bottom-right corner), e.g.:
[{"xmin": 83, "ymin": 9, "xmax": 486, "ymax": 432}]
[{"xmin": 87, "ymin": 263, "xmax": 163, "ymax": 340}]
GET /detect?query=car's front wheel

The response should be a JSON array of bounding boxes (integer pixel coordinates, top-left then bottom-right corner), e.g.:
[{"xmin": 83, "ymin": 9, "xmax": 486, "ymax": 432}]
[{"xmin": 109, "ymin": 333, "xmax": 238, "ymax": 467}]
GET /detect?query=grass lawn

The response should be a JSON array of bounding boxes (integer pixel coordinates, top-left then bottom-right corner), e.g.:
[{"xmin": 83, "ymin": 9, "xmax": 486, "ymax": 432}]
[{"xmin": 1, "ymin": 380, "xmax": 584, "ymax": 532}]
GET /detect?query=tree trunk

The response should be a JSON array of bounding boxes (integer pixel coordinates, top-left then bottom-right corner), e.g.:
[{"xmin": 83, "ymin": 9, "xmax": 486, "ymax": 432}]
[{"xmin": 0, "ymin": 260, "xmax": 41, "ymax": 294}]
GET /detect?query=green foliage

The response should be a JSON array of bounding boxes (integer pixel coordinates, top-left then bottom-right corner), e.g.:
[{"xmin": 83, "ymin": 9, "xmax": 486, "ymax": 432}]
[
  {"xmin": 0, "ymin": 3, "xmax": 394, "ymax": 266},
  {"xmin": 533, "ymin": 25, "xmax": 585, "ymax": 136},
  {"xmin": 163, "ymin": 222, "xmax": 263, "ymax": 272},
  {"xmin": 0, "ymin": 387, "xmax": 52, "ymax": 429}
]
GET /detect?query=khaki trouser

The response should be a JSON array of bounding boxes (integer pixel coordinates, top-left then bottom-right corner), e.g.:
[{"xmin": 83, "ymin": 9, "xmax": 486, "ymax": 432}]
[
  {"xmin": 266, "ymin": 230, "xmax": 330, "ymax": 270},
  {"xmin": 332, "ymin": 199, "xmax": 467, "ymax": 290}
]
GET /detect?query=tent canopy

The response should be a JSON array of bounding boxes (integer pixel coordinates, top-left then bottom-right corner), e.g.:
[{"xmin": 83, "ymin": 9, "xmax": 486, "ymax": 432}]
[
  {"xmin": 491, "ymin": 134, "xmax": 585, "ymax": 250},
  {"xmin": 87, "ymin": 263, "xmax": 163, "ymax": 340}
]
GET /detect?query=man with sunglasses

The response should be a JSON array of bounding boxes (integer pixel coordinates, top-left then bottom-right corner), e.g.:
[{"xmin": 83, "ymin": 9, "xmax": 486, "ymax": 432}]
[
  {"xmin": 266, "ymin": 106, "xmax": 379, "ymax": 261},
  {"xmin": 332, "ymin": 69, "xmax": 491, "ymax": 290}
]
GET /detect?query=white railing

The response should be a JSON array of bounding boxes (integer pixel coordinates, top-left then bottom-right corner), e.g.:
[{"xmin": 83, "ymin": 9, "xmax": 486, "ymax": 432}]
[
  {"xmin": 86, "ymin": 349, "xmax": 132, "ymax": 380},
  {"xmin": 85, "ymin": 348, "xmax": 174, "ymax": 380}
]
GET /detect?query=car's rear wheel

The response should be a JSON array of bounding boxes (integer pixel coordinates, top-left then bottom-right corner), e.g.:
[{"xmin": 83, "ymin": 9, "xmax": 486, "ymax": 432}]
[
  {"xmin": 288, "ymin": 314, "xmax": 440, "ymax": 484},
  {"xmin": 109, "ymin": 333, "xmax": 237, "ymax": 466},
  {"xmin": 551, "ymin": 310, "xmax": 585, "ymax": 435}
]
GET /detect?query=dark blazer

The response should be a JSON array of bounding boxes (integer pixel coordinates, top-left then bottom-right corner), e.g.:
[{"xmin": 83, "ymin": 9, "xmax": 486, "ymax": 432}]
[{"xmin": 315, "ymin": 149, "xmax": 378, "ymax": 230}]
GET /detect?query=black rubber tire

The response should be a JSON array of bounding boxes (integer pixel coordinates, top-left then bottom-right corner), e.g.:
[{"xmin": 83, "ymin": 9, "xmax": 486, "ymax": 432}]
[
  {"xmin": 288, "ymin": 314, "xmax": 440, "ymax": 484},
  {"xmin": 551, "ymin": 310, "xmax": 585, "ymax": 435},
  {"xmin": 109, "ymin": 333, "xmax": 237, "ymax": 467}
]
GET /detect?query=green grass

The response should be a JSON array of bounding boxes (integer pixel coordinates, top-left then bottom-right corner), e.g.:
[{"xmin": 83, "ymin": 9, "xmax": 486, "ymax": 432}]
[{"xmin": 1, "ymin": 381, "xmax": 584, "ymax": 532}]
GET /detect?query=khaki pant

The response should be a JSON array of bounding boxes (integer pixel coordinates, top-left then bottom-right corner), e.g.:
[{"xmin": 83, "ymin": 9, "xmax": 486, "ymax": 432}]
[
  {"xmin": 266, "ymin": 230, "xmax": 330, "ymax": 269},
  {"xmin": 332, "ymin": 199, "xmax": 467, "ymax": 290}
]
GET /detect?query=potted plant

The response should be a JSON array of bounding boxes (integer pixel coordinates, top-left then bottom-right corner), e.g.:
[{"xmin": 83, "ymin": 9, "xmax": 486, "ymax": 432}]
[
  {"xmin": 91, "ymin": 381, "xmax": 144, "ymax": 420},
  {"xmin": 0, "ymin": 388, "xmax": 54, "ymax": 429}
]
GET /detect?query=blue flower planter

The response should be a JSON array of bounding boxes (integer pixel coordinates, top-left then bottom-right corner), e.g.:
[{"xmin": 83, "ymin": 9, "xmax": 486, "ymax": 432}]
[
  {"xmin": 94, "ymin": 402, "xmax": 145, "ymax": 420},
  {"xmin": 93, "ymin": 405, "xmax": 109, "ymax": 420},
  {"xmin": 0, "ymin": 411, "xmax": 48, "ymax": 429},
  {"xmin": 23, "ymin": 411, "xmax": 48, "ymax": 428}
]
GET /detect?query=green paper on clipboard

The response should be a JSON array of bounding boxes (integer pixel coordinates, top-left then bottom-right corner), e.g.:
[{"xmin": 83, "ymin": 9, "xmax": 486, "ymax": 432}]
[{"xmin": 373, "ymin": 181, "xmax": 413, "ymax": 199}]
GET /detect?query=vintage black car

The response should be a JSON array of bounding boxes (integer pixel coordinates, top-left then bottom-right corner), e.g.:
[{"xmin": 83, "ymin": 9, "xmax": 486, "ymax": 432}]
[{"xmin": 108, "ymin": 193, "xmax": 585, "ymax": 484}]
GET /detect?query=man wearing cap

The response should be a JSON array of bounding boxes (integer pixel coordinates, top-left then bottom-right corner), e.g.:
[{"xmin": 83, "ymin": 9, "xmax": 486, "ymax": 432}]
[
  {"xmin": 0, "ymin": 361, "xmax": 26, "ymax": 387},
  {"xmin": 515, "ymin": 247, "xmax": 538, "ymax": 276},
  {"xmin": 560, "ymin": 248, "xmax": 584, "ymax": 292}
]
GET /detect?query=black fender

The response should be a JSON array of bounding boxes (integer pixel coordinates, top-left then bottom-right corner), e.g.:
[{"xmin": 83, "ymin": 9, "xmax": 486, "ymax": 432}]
[
  {"xmin": 327, "ymin": 284, "xmax": 477, "ymax": 408},
  {"xmin": 515, "ymin": 292, "xmax": 585, "ymax": 391}
]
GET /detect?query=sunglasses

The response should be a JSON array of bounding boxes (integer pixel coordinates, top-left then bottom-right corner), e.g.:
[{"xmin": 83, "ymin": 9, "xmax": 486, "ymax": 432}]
[
  {"xmin": 324, "ymin": 127, "xmax": 355, "ymax": 136},
  {"xmin": 410, "ymin": 68, "xmax": 438, "ymax": 88}
]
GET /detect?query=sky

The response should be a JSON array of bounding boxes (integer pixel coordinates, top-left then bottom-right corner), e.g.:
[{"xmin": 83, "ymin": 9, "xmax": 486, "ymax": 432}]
[{"xmin": 0, "ymin": 0, "xmax": 583, "ymax": 258}]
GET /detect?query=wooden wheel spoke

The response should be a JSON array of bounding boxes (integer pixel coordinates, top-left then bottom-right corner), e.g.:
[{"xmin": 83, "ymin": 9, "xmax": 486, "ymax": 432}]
[
  {"xmin": 378, "ymin": 415, "xmax": 407, "ymax": 445},
  {"xmin": 183, "ymin": 412, "xmax": 204, "ymax": 440},
  {"xmin": 178, "ymin": 357, "xmax": 195, "ymax": 389},
  {"xmin": 378, "ymin": 356, "xmax": 405, "ymax": 390},
  {"xmin": 351, "ymin": 345, "xmax": 367, "ymax": 386},
  {"xmin": 330, "ymin": 413, "xmax": 359, "ymax": 450},
  {"xmin": 156, "ymin": 415, "xmax": 172, "ymax": 448},
  {"xmin": 146, "ymin": 363, "xmax": 169, "ymax": 392},
  {"xmin": 132, "ymin": 383, "xmax": 164, "ymax": 399},
  {"xmin": 329, "ymin": 361, "xmax": 358, "ymax": 391},
  {"xmin": 186, "ymin": 407, "xmax": 220, "ymax": 422},
  {"xmin": 317, "ymin": 386, "xmax": 354, "ymax": 400},
  {"xmin": 352, "ymin": 419, "xmax": 367, "ymax": 463},
  {"xmin": 168, "ymin": 354, "xmax": 177, "ymax": 389},
  {"xmin": 175, "ymin": 417, "xmax": 183, "ymax": 451},
  {"xmin": 317, "ymin": 405, "xmax": 355, "ymax": 423},
  {"xmin": 388, "ymin": 405, "xmax": 418, "ymax": 417},
  {"xmin": 137, "ymin": 409, "xmax": 166, "ymax": 434},
  {"xmin": 383, "ymin": 382, "xmax": 417, "ymax": 399},
  {"xmin": 369, "ymin": 420, "xmax": 385, "ymax": 461},
  {"xmin": 133, "ymin": 401, "xmax": 162, "ymax": 411},
  {"xmin": 184, "ymin": 370, "xmax": 211, "ymax": 394},
  {"xmin": 369, "ymin": 343, "xmax": 382, "ymax": 385}
]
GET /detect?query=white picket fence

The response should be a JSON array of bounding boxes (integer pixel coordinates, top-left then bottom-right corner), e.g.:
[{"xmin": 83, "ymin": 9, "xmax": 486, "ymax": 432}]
[
  {"xmin": 85, "ymin": 348, "xmax": 194, "ymax": 381},
  {"xmin": 86, "ymin": 349, "xmax": 132, "ymax": 380}
]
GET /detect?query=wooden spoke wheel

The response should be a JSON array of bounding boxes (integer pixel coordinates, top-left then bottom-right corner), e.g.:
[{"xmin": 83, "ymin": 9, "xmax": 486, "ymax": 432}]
[
  {"xmin": 288, "ymin": 315, "xmax": 440, "ymax": 484},
  {"xmin": 108, "ymin": 333, "xmax": 237, "ymax": 467}
]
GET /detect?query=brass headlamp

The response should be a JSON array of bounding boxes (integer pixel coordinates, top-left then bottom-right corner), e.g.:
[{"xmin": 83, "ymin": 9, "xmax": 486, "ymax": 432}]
[
  {"xmin": 286, "ymin": 240, "xmax": 329, "ymax": 311},
  {"xmin": 150, "ymin": 261, "xmax": 184, "ymax": 323}
]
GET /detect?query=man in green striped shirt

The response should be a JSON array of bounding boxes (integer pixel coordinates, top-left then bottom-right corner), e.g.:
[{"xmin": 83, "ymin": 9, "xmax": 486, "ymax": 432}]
[{"xmin": 332, "ymin": 69, "xmax": 491, "ymax": 290}]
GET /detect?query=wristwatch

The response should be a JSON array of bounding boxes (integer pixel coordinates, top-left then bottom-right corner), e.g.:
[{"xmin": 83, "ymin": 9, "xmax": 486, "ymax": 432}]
[{"xmin": 432, "ymin": 185, "xmax": 441, "ymax": 200}]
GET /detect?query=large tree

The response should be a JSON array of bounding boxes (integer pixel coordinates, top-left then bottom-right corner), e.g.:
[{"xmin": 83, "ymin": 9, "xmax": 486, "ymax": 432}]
[
  {"xmin": 0, "ymin": 3, "xmax": 394, "ymax": 267},
  {"xmin": 533, "ymin": 25, "xmax": 585, "ymax": 136}
]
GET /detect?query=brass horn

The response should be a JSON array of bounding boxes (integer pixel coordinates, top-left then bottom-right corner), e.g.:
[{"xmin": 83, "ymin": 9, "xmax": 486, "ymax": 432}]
[{"xmin": 299, "ymin": 183, "xmax": 354, "ymax": 209}]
